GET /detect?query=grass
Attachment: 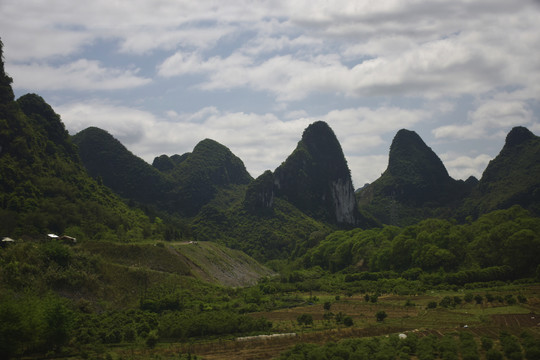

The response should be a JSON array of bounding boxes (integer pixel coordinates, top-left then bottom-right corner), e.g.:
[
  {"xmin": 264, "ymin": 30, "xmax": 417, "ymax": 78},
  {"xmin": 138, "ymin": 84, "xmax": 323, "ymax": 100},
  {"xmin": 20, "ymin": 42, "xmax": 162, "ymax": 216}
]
[{"xmin": 53, "ymin": 283, "xmax": 540, "ymax": 360}]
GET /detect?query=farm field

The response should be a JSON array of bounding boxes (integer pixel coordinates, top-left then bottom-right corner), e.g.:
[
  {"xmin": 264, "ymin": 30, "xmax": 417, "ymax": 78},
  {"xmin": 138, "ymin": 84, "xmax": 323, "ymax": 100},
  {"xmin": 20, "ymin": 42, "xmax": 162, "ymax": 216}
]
[{"xmin": 112, "ymin": 284, "xmax": 540, "ymax": 360}]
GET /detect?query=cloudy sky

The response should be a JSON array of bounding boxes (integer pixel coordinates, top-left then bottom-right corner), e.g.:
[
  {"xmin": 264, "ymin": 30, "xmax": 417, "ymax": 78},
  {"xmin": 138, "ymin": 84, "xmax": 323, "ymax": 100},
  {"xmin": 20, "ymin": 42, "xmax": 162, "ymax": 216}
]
[{"xmin": 1, "ymin": 0, "xmax": 539, "ymax": 188}]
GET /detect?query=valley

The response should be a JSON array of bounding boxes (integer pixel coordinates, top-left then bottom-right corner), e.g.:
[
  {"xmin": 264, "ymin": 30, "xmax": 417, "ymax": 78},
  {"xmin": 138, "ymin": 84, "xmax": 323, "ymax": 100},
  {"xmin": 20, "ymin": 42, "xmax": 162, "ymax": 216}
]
[{"xmin": 1, "ymin": 37, "xmax": 539, "ymax": 360}]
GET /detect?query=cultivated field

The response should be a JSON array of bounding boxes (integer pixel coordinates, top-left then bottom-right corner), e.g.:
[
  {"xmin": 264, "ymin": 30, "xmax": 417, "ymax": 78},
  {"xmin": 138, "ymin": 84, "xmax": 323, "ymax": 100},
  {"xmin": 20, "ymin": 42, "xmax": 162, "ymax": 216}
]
[{"xmin": 113, "ymin": 284, "xmax": 540, "ymax": 360}]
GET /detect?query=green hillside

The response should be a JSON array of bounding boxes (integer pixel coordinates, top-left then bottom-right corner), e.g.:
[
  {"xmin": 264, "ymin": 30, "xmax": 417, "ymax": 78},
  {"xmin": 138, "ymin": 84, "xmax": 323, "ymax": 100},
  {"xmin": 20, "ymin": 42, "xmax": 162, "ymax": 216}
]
[
  {"xmin": 1, "ymin": 37, "xmax": 540, "ymax": 360},
  {"xmin": 469, "ymin": 126, "xmax": 540, "ymax": 215},
  {"xmin": 0, "ymin": 91, "xmax": 159, "ymax": 241},
  {"xmin": 72, "ymin": 127, "xmax": 174, "ymax": 210}
]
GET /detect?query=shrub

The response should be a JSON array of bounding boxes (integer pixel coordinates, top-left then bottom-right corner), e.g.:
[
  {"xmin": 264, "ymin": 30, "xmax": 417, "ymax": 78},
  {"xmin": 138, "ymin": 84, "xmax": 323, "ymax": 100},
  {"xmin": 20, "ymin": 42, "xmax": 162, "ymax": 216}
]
[
  {"xmin": 427, "ymin": 301, "xmax": 437, "ymax": 309},
  {"xmin": 145, "ymin": 330, "xmax": 158, "ymax": 349},
  {"xmin": 297, "ymin": 313, "xmax": 313, "ymax": 326},
  {"xmin": 439, "ymin": 296, "xmax": 454, "ymax": 308},
  {"xmin": 485, "ymin": 349, "xmax": 503, "ymax": 360},
  {"xmin": 376, "ymin": 311, "xmax": 387, "ymax": 322},
  {"xmin": 481, "ymin": 337, "xmax": 494, "ymax": 351},
  {"xmin": 343, "ymin": 316, "xmax": 354, "ymax": 327}
]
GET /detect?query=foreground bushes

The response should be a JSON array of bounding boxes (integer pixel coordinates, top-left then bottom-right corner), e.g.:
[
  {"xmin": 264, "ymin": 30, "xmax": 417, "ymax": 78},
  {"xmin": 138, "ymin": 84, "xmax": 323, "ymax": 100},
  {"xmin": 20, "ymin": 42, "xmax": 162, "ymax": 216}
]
[{"xmin": 278, "ymin": 331, "xmax": 536, "ymax": 360}]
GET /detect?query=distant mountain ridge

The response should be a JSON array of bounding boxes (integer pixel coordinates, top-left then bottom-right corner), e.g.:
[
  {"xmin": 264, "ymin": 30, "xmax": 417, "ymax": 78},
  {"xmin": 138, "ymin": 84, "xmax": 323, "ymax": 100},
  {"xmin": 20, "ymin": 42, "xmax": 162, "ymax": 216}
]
[
  {"xmin": 73, "ymin": 129, "xmax": 252, "ymax": 217},
  {"xmin": 72, "ymin": 127, "xmax": 173, "ymax": 207},
  {"xmin": 72, "ymin": 119, "xmax": 540, "ymax": 230},
  {"xmin": 472, "ymin": 126, "xmax": 540, "ymax": 215},
  {"xmin": 357, "ymin": 129, "xmax": 473, "ymax": 224},
  {"xmin": 358, "ymin": 126, "xmax": 540, "ymax": 225},
  {"xmin": 0, "ymin": 40, "xmax": 160, "ymax": 240}
]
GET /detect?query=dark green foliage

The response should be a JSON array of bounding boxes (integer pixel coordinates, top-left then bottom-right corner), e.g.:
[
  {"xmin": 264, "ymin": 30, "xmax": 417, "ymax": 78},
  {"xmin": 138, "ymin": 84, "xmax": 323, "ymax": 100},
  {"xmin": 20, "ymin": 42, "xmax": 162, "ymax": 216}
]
[
  {"xmin": 521, "ymin": 331, "xmax": 540, "ymax": 360},
  {"xmin": 500, "ymin": 332, "xmax": 523, "ymax": 360},
  {"xmin": 0, "ymin": 78, "xmax": 161, "ymax": 240},
  {"xmin": 357, "ymin": 129, "xmax": 474, "ymax": 225},
  {"xmin": 473, "ymin": 126, "xmax": 540, "ymax": 216},
  {"xmin": 486, "ymin": 349, "xmax": 504, "ymax": 360},
  {"xmin": 74, "ymin": 130, "xmax": 252, "ymax": 217},
  {"xmin": 417, "ymin": 335, "xmax": 437, "ymax": 360},
  {"xmin": 481, "ymin": 337, "xmax": 494, "ymax": 351},
  {"xmin": 273, "ymin": 121, "xmax": 364, "ymax": 226},
  {"xmin": 375, "ymin": 310, "xmax": 387, "ymax": 322},
  {"xmin": 438, "ymin": 335, "xmax": 458, "ymax": 360},
  {"xmin": 297, "ymin": 313, "xmax": 313, "ymax": 326},
  {"xmin": 0, "ymin": 292, "xmax": 73, "ymax": 359},
  {"xmin": 168, "ymin": 138, "xmax": 252, "ymax": 216},
  {"xmin": 439, "ymin": 296, "xmax": 454, "ymax": 308},
  {"xmin": 72, "ymin": 127, "xmax": 173, "ymax": 208},
  {"xmin": 279, "ymin": 332, "xmax": 536, "ymax": 360},
  {"xmin": 145, "ymin": 330, "xmax": 159, "ymax": 348},
  {"xmin": 244, "ymin": 170, "xmax": 275, "ymax": 211},
  {"xmin": 0, "ymin": 38, "xmax": 14, "ymax": 103},
  {"xmin": 343, "ymin": 316, "xmax": 354, "ymax": 327},
  {"xmin": 193, "ymin": 194, "xmax": 329, "ymax": 261},
  {"xmin": 459, "ymin": 332, "xmax": 479, "ymax": 360},
  {"xmin": 301, "ymin": 206, "xmax": 540, "ymax": 279}
]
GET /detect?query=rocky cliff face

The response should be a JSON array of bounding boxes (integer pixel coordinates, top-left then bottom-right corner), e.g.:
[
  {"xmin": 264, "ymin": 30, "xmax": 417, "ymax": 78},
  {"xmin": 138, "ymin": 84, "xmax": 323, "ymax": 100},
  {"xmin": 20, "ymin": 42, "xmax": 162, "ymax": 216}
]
[
  {"xmin": 244, "ymin": 170, "xmax": 275, "ymax": 211},
  {"xmin": 269, "ymin": 121, "xmax": 360, "ymax": 225}
]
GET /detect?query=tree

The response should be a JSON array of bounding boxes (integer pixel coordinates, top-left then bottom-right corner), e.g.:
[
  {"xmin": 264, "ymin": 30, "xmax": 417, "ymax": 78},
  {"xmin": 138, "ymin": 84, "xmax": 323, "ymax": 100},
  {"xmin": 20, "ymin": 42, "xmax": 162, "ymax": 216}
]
[
  {"xmin": 376, "ymin": 311, "xmax": 387, "ymax": 322},
  {"xmin": 297, "ymin": 314, "xmax": 313, "ymax": 326},
  {"xmin": 145, "ymin": 330, "xmax": 159, "ymax": 349},
  {"xmin": 474, "ymin": 295, "xmax": 483, "ymax": 304},
  {"xmin": 323, "ymin": 301, "xmax": 331, "ymax": 311}
]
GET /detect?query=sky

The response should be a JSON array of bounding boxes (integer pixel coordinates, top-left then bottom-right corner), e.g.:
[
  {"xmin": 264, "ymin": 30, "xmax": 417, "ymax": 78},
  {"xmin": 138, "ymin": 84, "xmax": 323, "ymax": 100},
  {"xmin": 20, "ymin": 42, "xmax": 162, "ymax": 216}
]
[{"xmin": 1, "ymin": 0, "xmax": 539, "ymax": 188}]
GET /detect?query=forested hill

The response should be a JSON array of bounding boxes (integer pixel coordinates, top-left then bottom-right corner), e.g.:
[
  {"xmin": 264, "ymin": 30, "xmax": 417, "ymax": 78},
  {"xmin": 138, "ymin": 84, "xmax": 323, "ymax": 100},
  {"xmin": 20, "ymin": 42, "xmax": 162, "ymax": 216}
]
[
  {"xmin": 471, "ymin": 126, "xmax": 540, "ymax": 215},
  {"xmin": 72, "ymin": 127, "xmax": 174, "ymax": 209},
  {"xmin": 272, "ymin": 121, "xmax": 367, "ymax": 226},
  {"xmin": 74, "ymin": 128, "xmax": 252, "ymax": 217},
  {"xmin": 0, "ymin": 41, "xmax": 164, "ymax": 240},
  {"xmin": 357, "ymin": 127, "xmax": 540, "ymax": 226}
]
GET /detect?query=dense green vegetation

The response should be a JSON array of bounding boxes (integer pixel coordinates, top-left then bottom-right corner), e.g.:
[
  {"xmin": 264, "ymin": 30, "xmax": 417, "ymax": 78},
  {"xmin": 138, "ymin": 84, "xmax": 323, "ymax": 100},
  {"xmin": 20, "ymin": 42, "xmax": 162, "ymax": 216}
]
[
  {"xmin": 301, "ymin": 205, "xmax": 540, "ymax": 279},
  {"xmin": 273, "ymin": 121, "xmax": 359, "ymax": 225},
  {"xmin": 277, "ymin": 330, "xmax": 540, "ymax": 360},
  {"xmin": 472, "ymin": 126, "xmax": 540, "ymax": 216},
  {"xmin": 74, "ymin": 129, "xmax": 253, "ymax": 217},
  {"xmin": 357, "ymin": 129, "xmax": 475, "ymax": 226},
  {"xmin": 0, "ymin": 93, "xmax": 163, "ymax": 240},
  {"xmin": 193, "ymin": 188, "xmax": 330, "ymax": 261},
  {"xmin": 1, "ymin": 37, "xmax": 540, "ymax": 360}
]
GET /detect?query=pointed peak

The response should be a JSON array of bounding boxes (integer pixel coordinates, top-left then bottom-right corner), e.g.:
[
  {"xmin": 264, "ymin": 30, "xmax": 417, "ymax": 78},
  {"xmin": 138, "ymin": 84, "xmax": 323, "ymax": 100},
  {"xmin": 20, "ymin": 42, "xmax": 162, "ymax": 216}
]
[
  {"xmin": 392, "ymin": 129, "xmax": 426, "ymax": 149},
  {"xmin": 302, "ymin": 121, "xmax": 334, "ymax": 137},
  {"xmin": 504, "ymin": 126, "xmax": 536, "ymax": 148},
  {"xmin": 301, "ymin": 121, "xmax": 341, "ymax": 149},
  {"xmin": 193, "ymin": 138, "xmax": 228, "ymax": 153}
]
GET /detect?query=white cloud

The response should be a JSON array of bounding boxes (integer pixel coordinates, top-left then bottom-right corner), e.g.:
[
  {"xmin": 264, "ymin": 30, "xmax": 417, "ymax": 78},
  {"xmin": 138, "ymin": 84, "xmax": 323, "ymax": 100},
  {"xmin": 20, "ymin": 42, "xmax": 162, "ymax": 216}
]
[
  {"xmin": 319, "ymin": 107, "xmax": 431, "ymax": 155},
  {"xmin": 433, "ymin": 99, "xmax": 533, "ymax": 140},
  {"xmin": 9, "ymin": 60, "xmax": 151, "ymax": 91},
  {"xmin": 3, "ymin": 0, "xmax": 540, "ymax": 190},
  {"xmin": 440, "ymin": 153, "xmax": 493, "ymax": 180},
  {"xmin": 57, "ymin": 100, "xmax": 427, "ymax": 185},
  {"xmin": 347, "ymin": 155, "xmax": 388, "ymax": 188}
]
